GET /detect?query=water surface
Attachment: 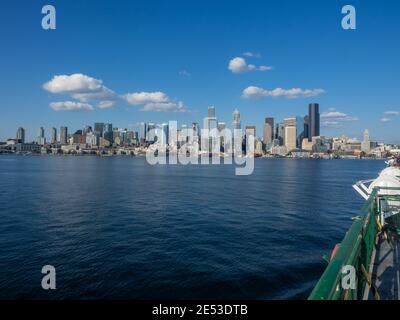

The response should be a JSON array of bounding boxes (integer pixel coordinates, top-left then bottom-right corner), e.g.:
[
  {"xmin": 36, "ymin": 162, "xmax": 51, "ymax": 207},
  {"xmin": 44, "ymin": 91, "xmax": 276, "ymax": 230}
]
[{"xmin": 0, "ymin": 156, "xmax": 384, "ymax": 299}]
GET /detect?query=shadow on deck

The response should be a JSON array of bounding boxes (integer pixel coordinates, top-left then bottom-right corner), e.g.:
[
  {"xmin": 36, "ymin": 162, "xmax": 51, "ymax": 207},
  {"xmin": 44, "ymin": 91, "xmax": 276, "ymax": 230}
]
[{"xmin": 368, "ymin": 235, "xmax": 400, "ymax": 300}]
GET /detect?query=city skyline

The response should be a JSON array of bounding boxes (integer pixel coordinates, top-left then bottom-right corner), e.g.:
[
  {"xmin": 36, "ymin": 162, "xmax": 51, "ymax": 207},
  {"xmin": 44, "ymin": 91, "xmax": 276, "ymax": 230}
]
[
  {"xmin": 1, "ymin": 0, "xmax": 400, "ymax": 143},
  {"xmin": 2, "ymin": 103, "xmax": 387, "ymax": 145}
]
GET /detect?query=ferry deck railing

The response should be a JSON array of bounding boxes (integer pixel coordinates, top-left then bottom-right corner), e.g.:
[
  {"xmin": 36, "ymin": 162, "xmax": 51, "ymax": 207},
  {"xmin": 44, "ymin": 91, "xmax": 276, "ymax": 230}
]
[{"xmin": 309, "ymin": 187, "xmax": 400, "ymax": 300}]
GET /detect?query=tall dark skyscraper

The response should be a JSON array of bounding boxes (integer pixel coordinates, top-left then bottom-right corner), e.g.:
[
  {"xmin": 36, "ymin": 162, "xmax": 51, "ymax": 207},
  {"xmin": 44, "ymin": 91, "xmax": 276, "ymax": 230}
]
[
  {"xmin": 308, "ymin": 103, "xmax": 320, "ymax": 141},
  {"xmin": 303, "ymin": 116, "xmax": 309, "ymax": 140},
  {"xmin": 94, "ymin": 122, "xmax": 104, "ymax": 136},
  {"xmin": 16, "ymin": 127, "xmax": 25, "ymax": 143},
  {"xmin": 51, "ymin": 127, "xmax": 57, "ymax": 144},
  {"xmin": 60, "ymin": 126, "xmax": 68, "ymax": 145}
]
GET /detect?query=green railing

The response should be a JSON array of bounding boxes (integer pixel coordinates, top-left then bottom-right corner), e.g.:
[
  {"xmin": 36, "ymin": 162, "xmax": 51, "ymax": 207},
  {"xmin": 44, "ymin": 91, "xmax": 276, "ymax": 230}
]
[{"xmin": 308, "ymin": 190, "xmax": 380, "ymax": 300}]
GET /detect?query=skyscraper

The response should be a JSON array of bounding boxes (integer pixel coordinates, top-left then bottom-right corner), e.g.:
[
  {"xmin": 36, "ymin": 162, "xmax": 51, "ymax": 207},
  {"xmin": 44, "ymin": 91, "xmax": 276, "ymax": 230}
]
[
  {"xmin": 60, "ymin": 126, "xmax": 68, "ymax": 145},
  {"xmin": 232, "ymin": 109, "xmax": 241, "ymax": 130},
  {"xmin": 308, "ymin": 103, "xmax": 320, "ymax": 141},
  {"xmin": 37, "ymin": 127, "xmax": 45, "ymax": 145},
  {"xmin": 160, "ymin": 123, "xmax": 169, "ymax": 145},
  {"xmin": 245, "ymin": 125, "xmax": 256, "ymax": 138},
  {"xmin": 303, "ymin": 116, "xmax": 309, "ymax": 141},
  {"xmin": 276, "ymin": 123, "xmax": 285, "ymax": 146},
  {"xmin": 208, "ymin": 106, "xmax": 215, "ymax": 118},
  {"xmin": 139, "ymin": 122, "xmax": 147, "ymax": 143},
  {"xmin": 245, "ymin": 125, "xmax": 256, "ymax": 155},
  {"xmin": 295, "ymin": 116, "xmax": 305, "ymax": 148},
  {"xmin": 284, "ymin": 118, "xmax": 297, "ymax": 151},
  {"xmin": 16, "ymin": 127, "xmax": 25, "ymax": 143},
  {"xmin": 83, "ymin": 125, "xmax": 92, "ymax": 135},
  {"xmin": 94, "ymin": 122, "xmax": 104, "ymax": 136},
  {"xmin": 147, "ymin": 123, "xmax": 156, "ymax": 143},
  {"xmin": 263, "ymin": 117, "xmax": 274, "ymax": 146},
  {"xmin": 203, "ymin": 106, "xmax": 218, "ymax": 135},
  {"xmin": 361, "ymin": 129, "xmax": 371, "ymax": 153},
  {"xmin": 103, "ymin": 123, "xmax": 113, "ymax": 143},
  {"xmin": 51, "ymin": 127, "xmax": 57, "ymax": 144}
]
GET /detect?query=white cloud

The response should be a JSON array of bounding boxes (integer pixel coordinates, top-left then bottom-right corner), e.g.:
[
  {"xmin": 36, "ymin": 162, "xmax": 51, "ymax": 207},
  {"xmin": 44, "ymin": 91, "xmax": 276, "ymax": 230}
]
[
  {"xmin": 228, "ymin": 57, "xmax": 271, "ymax": 74},
  {"xmin": 381, "ymin": 117, "xmax": 392, "ymax": 122},
  {"xmin": 242, "ymin": 52, "xmax": 261, "ymax": 58},
  {"xmin": 321, "ymin": 121, "xmax": 342, "ymax": 128},
  {"xmin": 124, "ymin": 91, "xmax": 187, "ymax": 112},
  {"xmin": 44, "ymin": 73, "xmax": 105, "ymax": 94},
  {"xmin": 140, "ymin": 101, "xmax": 187, "ymax": 112},
  {"xmin": 321, "ymin": 111, "xmax": 358, "ymax": 122},
  {"xmin": 242, "ymin": 86, "xmax": 325, "ymax": 99},
  {"xmin": 124, "ymin": 91, "xmax": 170, "ymax": 105},
  {"xmin": 320, "ymin": 110, "xmax": 358, "ymax": 128},
  {"xmin": 49, "ymin": 101, "xmax": 94, "ymax": 111},
  {"xmin": 384, "ymin": 111, "xmax": 400, "ymax": 116},
  {"xmin": 43, "ymin": 74, "xmax": 118, "ymax": 109},
  {"xmin": 98, "ymin": 101, "xmax": 115, "ymax": 109},
  {"xmin": 44, "ymin": 74, "xmax": 188, "ymax": 113},
  {"xmin": 71, "ymin": 88, "xmax": 117, "ymax": 103}
]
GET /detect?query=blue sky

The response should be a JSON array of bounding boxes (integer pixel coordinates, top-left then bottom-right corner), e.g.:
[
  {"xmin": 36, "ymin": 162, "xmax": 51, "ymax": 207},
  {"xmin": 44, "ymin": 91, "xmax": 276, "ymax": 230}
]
[{"xmin": 1, "ymin": 0, "xmax": 400, "ymax": 143}]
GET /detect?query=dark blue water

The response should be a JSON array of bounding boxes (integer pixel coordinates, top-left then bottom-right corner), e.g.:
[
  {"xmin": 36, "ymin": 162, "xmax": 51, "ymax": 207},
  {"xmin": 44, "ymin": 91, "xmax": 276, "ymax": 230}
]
[{"xmin": 0, "ymin": 155, "xmax": 384, "ymax": 299}]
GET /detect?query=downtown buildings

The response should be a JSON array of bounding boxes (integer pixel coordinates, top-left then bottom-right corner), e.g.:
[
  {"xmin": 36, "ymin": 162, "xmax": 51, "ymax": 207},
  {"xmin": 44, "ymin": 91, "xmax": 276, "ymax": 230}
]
[{"xmin": 1, "ymin": 102, "xmax": 395, "ymax": 158}]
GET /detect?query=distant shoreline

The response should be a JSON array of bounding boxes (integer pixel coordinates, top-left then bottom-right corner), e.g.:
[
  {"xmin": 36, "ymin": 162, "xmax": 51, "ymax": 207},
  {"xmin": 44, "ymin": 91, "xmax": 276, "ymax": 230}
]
[{"xmin": 0, "ymin": 153, "xmax": 387, "ymax": 161}]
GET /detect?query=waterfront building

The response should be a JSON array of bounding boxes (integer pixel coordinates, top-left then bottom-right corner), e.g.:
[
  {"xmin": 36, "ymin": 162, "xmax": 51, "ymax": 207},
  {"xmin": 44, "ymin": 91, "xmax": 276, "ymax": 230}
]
[
  {"xmin": 114, "ymin": 136, "xmax": 122, "ymax": 146},
  {"xmin": 308, "ymin": 103, "xmax": 320, "ymax": 141},
  {"xmin": 311, "ymin": 136, "xmax": 330, "ymax": 153},
  {"xmin": 132, "ymin": 131, "xmax": 139, "ymax": 144},
  {"xmin": 284, "ymin": 118, "xmax": 297, "ymax": 151},
  {"xmin": 232, "ymin": 109, "xmax": 241, "ymax": 130},
  {"xmin": 245, "ymin": 125, "xmax": 256, "ymax": 139},
  {"xmin": 51, "ymin": 127, "xmax": 57, "ymax": 144},
  {"xmin": 103, "ymin": 123, "xmax": 113, "ymax": 143},
  {"xmin": 72, "ymin": 130, "xmax": 86, "ymax": 144},
  {"xmin": 83, "ymin": 125, "xmax": 92, "ymax": 135},
  {"xmin": 276, "ymin": 123, "xmax": 285, "ymax": 146},
  {"xmin": 6, "ymin": 139, "xmax": 17, "ymax": 146},
  {"xmin": 302, "ymin": 138, "xmax": 314, "ymax": 151},
  {"xmin": 296, "ymin": 116, "xmax": 305, "ymax": 149},
  {"xmin": 263, "ymin": 117, "xmax": 274, "ymax": 147},
  {"xmin": 270, "ymin": 145, "xmax": 288, "ymax": 156},
  {"xmin": 113, "ymin": 128, "xmax": 121, "ymax": 141},
  {"xmin": 60, "ymin": 126, "xmax": 68, "ymax": 145},
  {"xmin": 160, "ymin": 123, "xmax": 169, "ymax": 145},
  {"xmin": 361, "ymin": 129, "xmax": 371, "ymax": 153},
  {"xmin": 99, "ymin": 137, "xmax": 111, "ymax": 148},
  {"xmin": 203, "ymin": 106, "xmax": 218, "ymax": 132},
  {"xmin": 16, "ymin": 127, "xmax": 25, "ymax": 143},
  {"xmin": 139, "ymin": 122, "xmax": 147, "ymax": 143},
  {"xmin": 37, "ymin": 127, "xmax": 46, "ymax": 145},
  {"xmin": 147, "ymin": 123, "xmax": 156, "ymax": 143},
  {"xmin": 86, "ymin": 131, "xmax": 99, "ymax": 147},
  {"xmin": 245, "ymin": 125, "xmax": 256, "ymax": 155},
  {"xmin": 217, "ymin": 122, "xmax": 226, "ymax": 150},
  {"xmin": 303, "ymin": 116, "xmax": 309, "ymax": 141},
  {"xmin": 255, "ymin": 139, "xmax": 263, "ymax": 156},
  {"xmin": 94, "ymin": 123, "xmax": 104, "ymax": 136},
  {"xmin": 15, "ymin": 143, "xmax": 41, "ymax": 153}
]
